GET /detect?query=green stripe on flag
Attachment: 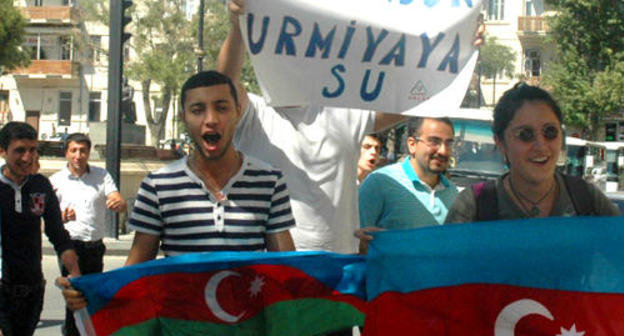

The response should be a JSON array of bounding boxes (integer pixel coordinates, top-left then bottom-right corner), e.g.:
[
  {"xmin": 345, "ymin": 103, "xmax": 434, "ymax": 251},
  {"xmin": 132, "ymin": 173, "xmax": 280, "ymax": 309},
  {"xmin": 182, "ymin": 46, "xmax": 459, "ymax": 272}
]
[{"xmin": 111, "ymin": 299, "xmax": 364, "ymax": 336}]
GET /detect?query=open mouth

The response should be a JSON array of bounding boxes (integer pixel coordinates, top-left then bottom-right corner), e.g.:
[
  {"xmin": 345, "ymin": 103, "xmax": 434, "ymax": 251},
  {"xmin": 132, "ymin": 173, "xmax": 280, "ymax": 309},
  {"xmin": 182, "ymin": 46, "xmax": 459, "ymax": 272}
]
[
  {"xmin": 202, "ymin": 133, "xmax": 222, "ymax": 144},
  {"xmin": 530, "ymin": 156, "xmax": 549, "ymax": 164}
]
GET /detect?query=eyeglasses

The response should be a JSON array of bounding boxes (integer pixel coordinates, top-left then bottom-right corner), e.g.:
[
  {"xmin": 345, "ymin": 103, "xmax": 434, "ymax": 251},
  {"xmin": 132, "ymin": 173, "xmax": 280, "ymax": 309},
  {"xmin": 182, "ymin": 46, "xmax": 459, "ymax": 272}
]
[
  {"xmin": 414, "ymin": 137, "xmax": 454, "ymax": 150},
  {"xmin": 511, "ymin": 125, "xmax": 560, "ymax": 143}
]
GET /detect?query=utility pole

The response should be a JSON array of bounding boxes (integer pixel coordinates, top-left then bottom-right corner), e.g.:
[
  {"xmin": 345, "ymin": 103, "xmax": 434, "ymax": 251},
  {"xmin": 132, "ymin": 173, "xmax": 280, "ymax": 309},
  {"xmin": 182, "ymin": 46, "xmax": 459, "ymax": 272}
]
[
  {"xmin": 196, "ymin": 0, "xmax": 206, "ymax": 72},
  {"xmin": 106, "ymin": 0, "xmax": 132, "ymax": 239}
]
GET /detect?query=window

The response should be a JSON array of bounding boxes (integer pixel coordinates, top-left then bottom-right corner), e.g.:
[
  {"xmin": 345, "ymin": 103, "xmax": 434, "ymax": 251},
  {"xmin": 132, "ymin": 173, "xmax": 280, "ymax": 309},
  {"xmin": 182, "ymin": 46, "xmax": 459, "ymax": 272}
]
[
  {"xmin": 525, "ymin": 0, "xmax": 544, "ymax": 16},
  {"xmin": 88, "ymin": 92, "xmax": 101, "ymax": 122},
  {"xmin": 526, "ymin": 0, "xmax": 534, "ymax": 16},
  {"xmin": 487, "ymin": 0, "xmax": 504, "ymax": 20},
  {"xmin": 58, "ymin": 92, "xmax": 72, "ymax": 126},
  {"xmin": 88, "ymin": 35, "xmax": 102, "ymax": 63},
  {"xmin": 524, "ymin": 49, "xmax": 541, "ymax": 77},
  {"xmin": 60, "ymin": 36, "xmax": 72, "ymax": 60}
]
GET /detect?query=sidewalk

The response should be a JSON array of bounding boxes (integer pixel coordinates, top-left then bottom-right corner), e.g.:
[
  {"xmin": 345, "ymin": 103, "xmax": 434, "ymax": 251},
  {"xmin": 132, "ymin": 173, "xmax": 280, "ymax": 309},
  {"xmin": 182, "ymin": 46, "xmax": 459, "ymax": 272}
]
[{"xmin": 42, "ymin": 232, "xmax": 135, "ymax": 257}]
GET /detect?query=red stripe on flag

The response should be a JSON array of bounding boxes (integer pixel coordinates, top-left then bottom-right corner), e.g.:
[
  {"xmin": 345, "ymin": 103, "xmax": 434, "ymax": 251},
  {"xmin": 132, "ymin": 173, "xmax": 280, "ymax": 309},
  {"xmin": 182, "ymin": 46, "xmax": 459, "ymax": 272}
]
[
  {"xmin": 364, "ymin": 283, "xmax": 624, "ymax": 336},
  {"xmin": 91, "ymin": 264, "xmax": 365, "ymax": 335}
]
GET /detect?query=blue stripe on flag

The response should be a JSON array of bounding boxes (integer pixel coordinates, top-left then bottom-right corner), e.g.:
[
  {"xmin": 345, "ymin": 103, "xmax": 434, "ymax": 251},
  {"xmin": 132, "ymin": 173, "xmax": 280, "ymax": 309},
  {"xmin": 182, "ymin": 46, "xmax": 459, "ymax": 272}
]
[
  {"xmin": 71, "ymin": 251, "xmax": 365, "ymax": 315},
  {"xmin": 367, "ymin": 215, "xmax": 624, "ymax": 300}
]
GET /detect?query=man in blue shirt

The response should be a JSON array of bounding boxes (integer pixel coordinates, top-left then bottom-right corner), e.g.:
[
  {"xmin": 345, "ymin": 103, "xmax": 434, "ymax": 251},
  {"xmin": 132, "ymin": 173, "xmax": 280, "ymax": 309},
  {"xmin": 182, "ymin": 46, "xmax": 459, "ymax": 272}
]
[{"xmin": 357, "ymin": 117, "xmax": 458, "ymax": 253}]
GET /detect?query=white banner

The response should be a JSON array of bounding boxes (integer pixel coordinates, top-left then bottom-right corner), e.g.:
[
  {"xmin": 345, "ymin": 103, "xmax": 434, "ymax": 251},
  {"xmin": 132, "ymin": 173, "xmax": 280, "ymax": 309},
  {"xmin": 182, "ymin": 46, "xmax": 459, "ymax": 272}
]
[{"xmin": 242, "ymin": 0, "xmax": 482, "ymax": 114}]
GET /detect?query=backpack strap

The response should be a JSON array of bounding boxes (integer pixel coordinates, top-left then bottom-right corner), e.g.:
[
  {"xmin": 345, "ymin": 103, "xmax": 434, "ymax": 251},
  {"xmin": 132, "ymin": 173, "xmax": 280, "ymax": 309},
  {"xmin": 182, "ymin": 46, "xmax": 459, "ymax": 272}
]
[
  {"xmin": 473, "ymin": 180, "xmax": 498, "ymax": 221},
  {"xmin": 561, "ymin": 174, "xmax": 595, "ymax": 216}
]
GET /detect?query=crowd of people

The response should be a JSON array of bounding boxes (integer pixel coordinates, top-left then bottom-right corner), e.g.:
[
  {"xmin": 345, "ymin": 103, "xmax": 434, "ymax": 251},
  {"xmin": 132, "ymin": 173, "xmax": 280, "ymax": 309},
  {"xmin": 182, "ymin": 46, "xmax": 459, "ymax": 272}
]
[{"xmin": 0, "ymin": 1, "xmax": 620, "ymax": 335}]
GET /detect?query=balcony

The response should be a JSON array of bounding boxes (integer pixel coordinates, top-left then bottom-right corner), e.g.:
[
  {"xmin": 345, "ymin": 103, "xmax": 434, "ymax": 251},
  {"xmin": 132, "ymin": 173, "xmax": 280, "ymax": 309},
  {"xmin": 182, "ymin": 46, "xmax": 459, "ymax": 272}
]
[
  {"xmin": 10, "ymin": 60, "xmax": 80, "ymax": 78},
  {"xmin": 20, "ymin": 6, "xmax": 80, "ymax": 25},
  {"xmin": 518, "ymin": 16, "xmax": 549, "ymax": 34}
]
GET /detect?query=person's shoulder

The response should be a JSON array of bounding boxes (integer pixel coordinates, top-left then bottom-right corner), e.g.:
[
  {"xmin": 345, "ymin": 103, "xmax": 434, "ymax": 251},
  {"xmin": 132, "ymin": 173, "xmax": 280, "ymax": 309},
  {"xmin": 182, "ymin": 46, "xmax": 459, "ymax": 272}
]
[
  {"xmin": 441, "ymin": 174, "xmax": 459, "ymax": 191},
  {"xmin": 29, "ymin": 174, "xmax": 54, "ymax": 189},
  {"xmin": 377, "ymin": 161, "xmax": 403, "ymax": 174},
  {"xmin": 48, "ymin": 170, "xmax": 64, "ymax": 183},
  {"xmin": 247, "ymin": 92, "xmax": 272, "ymax": 111},
  {"xmin": 49, "ymin": 166, "xmax": 69, "ymax": 180},
  {"xmin": 148, "ymin": 158, "xmax": 188, "ymax": 178},
  {"xmin": 88, "ymin": 165, "xmax": 111, "ymax": 179},
  {"xmin": 362, "ymin": 162, "xmax": 402, "ymax": 187},
  {"xmin": 242, "ymin": 155, "xmax": 284, "ymax": 177}
]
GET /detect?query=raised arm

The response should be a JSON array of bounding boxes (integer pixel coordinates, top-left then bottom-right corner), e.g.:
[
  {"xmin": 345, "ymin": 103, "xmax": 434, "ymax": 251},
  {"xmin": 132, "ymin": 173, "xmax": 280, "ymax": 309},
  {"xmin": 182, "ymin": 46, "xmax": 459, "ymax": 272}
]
[{"xmin": 217, "ymin": 0, "xmax": 249, "ymax": 111}]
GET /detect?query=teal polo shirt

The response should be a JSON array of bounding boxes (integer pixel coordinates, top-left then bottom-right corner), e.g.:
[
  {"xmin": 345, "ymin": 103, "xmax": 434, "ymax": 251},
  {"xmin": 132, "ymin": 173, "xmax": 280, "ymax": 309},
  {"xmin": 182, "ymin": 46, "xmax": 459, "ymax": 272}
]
[{"xmin": 359, "ymin": 158, "xmax": 458, "ymax": 230}]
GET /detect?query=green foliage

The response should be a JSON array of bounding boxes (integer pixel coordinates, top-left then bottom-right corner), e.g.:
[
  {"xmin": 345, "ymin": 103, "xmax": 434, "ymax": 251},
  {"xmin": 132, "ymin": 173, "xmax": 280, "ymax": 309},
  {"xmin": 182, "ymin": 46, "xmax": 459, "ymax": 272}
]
[
  {"xmin": 478, "ymin": 36, "xmax": 516, "ymax": 105},
  {"xmin": 543, "ymin": 0, "xmax": 624, "ymax": 139},
  {"xmin": 79, "ymin": 0, "xmax": 109, "ymax": 24},
  {"xmin": 479, "ymin": 36, "xmax": 516, "ymax": 79},
  {"xmin": 193, "ymin": 0, "xmax": 259, "ymax": 93},
  {"xmin": 126, "ymin": 0, "xmax": 194, "ymax": 91},
  {"xmin": 125, "ymin": 0, "xmax": 196, "ymax": 143},
  {"xmin": 0, "ymin": 0, "xmax": 30, "ymax": 72},
  {"xmin": 80, "ymin": 0, "xmax": 259, "ymax": 142}
]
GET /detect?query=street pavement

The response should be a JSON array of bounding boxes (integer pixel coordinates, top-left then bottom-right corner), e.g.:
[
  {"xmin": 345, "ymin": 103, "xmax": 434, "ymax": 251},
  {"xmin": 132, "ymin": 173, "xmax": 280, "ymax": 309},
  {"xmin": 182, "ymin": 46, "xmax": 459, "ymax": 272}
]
[{"xmin": 36, "ymin": 234, "xmax": 134, "ymax": 335}]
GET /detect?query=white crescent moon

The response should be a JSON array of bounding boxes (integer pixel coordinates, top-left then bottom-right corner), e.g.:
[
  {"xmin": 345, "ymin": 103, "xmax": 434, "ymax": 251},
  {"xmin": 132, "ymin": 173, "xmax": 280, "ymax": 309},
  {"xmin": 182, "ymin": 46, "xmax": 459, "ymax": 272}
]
[
  {"xmin": 494, "ymin": 299, "xmax": 554, "ymax": 336},
  {"xmin": 204, "ymin": 271, "xmax": 246, "ymax": 323}
]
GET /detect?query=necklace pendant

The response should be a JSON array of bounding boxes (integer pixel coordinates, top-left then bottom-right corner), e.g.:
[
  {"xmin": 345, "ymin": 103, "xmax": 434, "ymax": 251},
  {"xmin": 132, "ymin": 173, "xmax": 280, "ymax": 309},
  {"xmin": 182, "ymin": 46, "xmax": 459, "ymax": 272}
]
[{"xmin": 529, "ymin": 206, "xmax": 540, "ymax": 217}]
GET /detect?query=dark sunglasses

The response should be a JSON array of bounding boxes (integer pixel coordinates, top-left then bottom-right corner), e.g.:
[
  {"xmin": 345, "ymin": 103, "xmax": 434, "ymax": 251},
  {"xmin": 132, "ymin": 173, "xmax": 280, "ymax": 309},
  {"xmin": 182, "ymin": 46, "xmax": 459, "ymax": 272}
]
[{"xmin": 511, "ymin": 125, "xmax": 560, "ymax": 143}]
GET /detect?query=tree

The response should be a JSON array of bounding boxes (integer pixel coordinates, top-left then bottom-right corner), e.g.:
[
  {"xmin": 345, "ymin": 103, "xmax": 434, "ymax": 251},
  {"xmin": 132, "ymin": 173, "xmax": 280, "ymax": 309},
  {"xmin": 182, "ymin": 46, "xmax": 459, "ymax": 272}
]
[
  {"xmin": 543, "ymin": 0, "xmax": 624, "ymax": 139},
  {"xmin": 0, "ymin": 0, "xmax": 30, "ymax": 72},
  {"xmin": 81, "ymin": 0, "xmax": 259, "ymax": 145},
  {"xmin": 196, "ymin": 0, "xmax": 259, "ymax": 94},
  {"xmin": 479, "ymin": 36, "xmax": 516, "ymax": 105},
  {"xmin": 125, "ymin": 0, "xmax": 196, "ymax": 145}
]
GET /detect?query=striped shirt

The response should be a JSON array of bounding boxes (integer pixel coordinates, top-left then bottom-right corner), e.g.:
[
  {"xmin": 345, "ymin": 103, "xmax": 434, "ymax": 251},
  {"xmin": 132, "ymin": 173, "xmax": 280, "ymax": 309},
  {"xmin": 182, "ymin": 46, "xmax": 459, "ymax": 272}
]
[{"xmin": 128, "ymin": 155, "xmax": 295, "ymax": 256}]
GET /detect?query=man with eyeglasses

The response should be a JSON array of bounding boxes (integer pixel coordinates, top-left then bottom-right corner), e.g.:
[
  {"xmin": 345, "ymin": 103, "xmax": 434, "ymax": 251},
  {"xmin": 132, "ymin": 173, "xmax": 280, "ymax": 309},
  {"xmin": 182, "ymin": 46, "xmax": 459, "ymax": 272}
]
[{"xmin": 356, "ymin": 117, "xmax": 459, "ymax": 254}]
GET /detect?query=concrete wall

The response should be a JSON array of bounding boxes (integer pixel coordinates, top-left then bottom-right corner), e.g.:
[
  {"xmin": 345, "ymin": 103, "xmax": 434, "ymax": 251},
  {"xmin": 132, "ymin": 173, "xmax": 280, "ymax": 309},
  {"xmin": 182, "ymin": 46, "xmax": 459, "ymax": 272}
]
[{"xmin": 88, "ymin": 122, "xmax": 146, "ymax": 145}]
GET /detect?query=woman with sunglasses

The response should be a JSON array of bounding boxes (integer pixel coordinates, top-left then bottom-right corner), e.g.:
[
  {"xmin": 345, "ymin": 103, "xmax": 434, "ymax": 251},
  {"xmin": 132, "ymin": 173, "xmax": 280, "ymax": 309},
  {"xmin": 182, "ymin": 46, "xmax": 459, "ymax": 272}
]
[{"xmin": 445, "ymin": 83, "xmax": 620, "ymax": 223}]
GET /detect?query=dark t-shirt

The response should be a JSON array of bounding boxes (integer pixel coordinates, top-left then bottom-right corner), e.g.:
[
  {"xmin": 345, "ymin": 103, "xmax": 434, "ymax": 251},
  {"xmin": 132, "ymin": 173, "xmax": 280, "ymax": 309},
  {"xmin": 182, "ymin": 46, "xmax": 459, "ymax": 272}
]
[
  {"xmin": 445, "ymin": 173, "xmax": 621, "ymax": 224},
  {"xmin": 0, "ymin": 174, "xmax": 73, "ymax": 284}
]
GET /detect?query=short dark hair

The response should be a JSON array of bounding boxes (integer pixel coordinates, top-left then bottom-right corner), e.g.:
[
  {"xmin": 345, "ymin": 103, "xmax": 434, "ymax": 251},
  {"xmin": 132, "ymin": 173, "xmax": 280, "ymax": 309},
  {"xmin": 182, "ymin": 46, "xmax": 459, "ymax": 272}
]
[
  {"xmin": 493, "ymin": 82, "xmax": 563, "ymax": 141},
  {"xmin": 407, "ymin": 117, "xmax": 455, "ymax": 138},
  {"xmin": 0, "ymin": 122, "xmax": 37, "ymax": 150},
  {"xmin": 64, "ymin": 133, "xmax": 92, "ymax": 152},
  {"xmin": 364, "ymin": 133, "xmax": 384, "ymax": 144},
  {"xmin": 180, "ymin": 71, "xmax": 239, "ymax": 110}
]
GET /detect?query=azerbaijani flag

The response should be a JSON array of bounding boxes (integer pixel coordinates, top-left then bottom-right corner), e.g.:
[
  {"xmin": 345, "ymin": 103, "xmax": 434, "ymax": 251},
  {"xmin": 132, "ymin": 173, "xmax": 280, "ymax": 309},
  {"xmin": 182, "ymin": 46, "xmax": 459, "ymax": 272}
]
[
  {"xmin": 364, "ymin": 215, "xmax": 624, "ymax": 335},
  {"xmin": 70, "ymin": 251, "xmax": 366, "ymax": 335}
]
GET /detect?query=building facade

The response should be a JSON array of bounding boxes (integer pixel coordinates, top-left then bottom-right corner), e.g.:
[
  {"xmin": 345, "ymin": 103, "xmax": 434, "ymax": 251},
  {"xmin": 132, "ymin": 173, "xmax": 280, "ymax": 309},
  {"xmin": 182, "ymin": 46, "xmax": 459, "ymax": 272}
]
[
  {"xmin": 0, "ymin": 0, "xmax": 168, "ymax": 146},
  {"xmin": 481, "ymin": 0, "xmax": 624, "ymax": 141},
  {"xmin": 480, "ymin": 0, "xmax": 555, "ymax": 106}
]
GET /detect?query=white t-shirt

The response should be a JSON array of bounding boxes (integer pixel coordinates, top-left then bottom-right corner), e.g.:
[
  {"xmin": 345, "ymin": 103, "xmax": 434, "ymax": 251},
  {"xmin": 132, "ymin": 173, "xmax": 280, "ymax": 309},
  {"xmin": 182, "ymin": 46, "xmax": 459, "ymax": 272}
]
[
  {"xmin": 234, "ymin": 94, "xmax": 375, "ymax": 253},
  {"xmin": 50, "ymin": 165, "xmax": 118, "ymax": 242}
]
